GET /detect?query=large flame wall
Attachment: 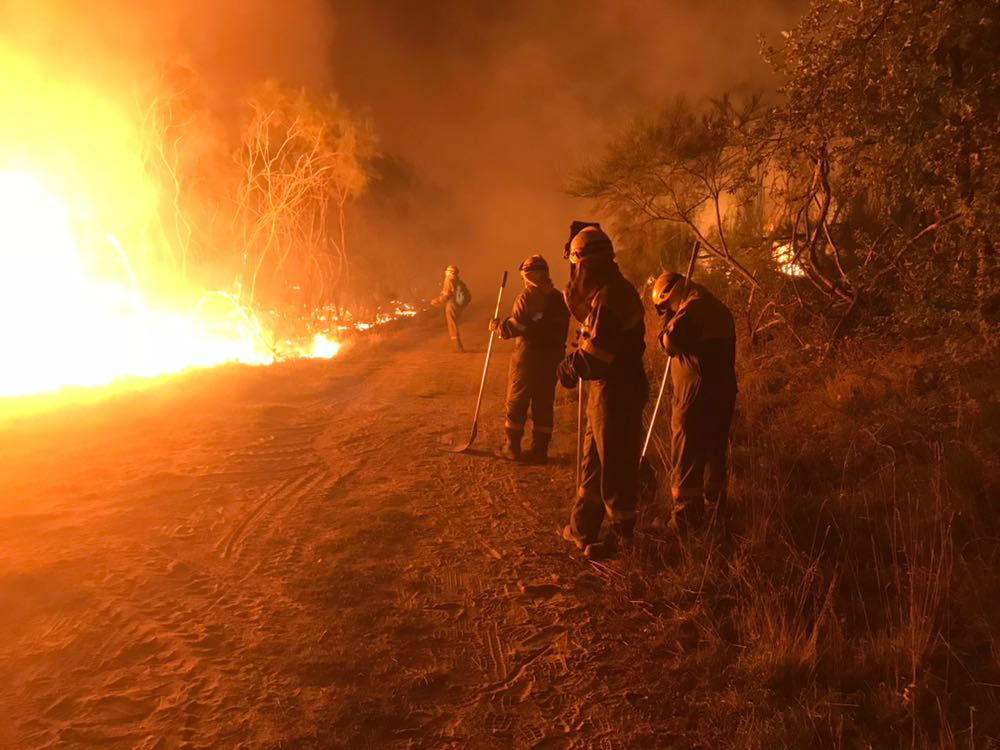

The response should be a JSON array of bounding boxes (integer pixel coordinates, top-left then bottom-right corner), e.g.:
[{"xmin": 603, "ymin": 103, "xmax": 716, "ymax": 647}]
[{"xmin": 0, "ymin": 45, "xmax": 319, "ymax": 397}]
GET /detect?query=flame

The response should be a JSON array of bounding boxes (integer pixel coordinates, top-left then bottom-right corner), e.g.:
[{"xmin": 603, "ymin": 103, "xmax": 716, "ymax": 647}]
[
  {"xmin": 307, "ymin": 333, "xmax": 341, "ymax": 359},
  {"xmin": 773, "ymin": 242, "xmax": 806, "ymax": 278},
  {"xmin": 0, "ymin": 43, "xmax": 285, "ymax": 398},
  {"xmin": 0, "ymin": 44, "xmax": 417, "ymax": 400},
  {"xmin": 0, "ymin": 171, "xmax": 274, "ymax": 397}
]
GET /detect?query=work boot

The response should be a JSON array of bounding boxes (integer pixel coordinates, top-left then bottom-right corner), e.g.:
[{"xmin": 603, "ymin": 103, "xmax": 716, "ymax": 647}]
[
  {"xmin": 583, "ymin": 539, "xmax": 617, "ymax": 560},
  {"xmin": 562, "ymin": 524, "xmax": 589, "ymax": 552},
  {"xmin": 495, "ymin": 430, "xmax": 522, "ymax": 461},
  {"xmin": 524, "ymin": 433, "xmax": 552, "ymax": 464}
]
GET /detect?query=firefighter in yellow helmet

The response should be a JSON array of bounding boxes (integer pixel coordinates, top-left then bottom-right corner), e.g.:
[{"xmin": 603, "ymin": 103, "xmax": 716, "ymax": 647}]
[
  {"xmin": 651, "ymin": 271, "xmax": 737, "ymax": 532},
  {"xmin": 431, "ymin": 264, "xmax": 471, "ymax": 352},
  {"xmin": 489, "ymin": 255, "xmax": 570, "ymax": 463},
  {"xmin": 557, "ymin": 225, "xmax": 649, "ymax": 555}
]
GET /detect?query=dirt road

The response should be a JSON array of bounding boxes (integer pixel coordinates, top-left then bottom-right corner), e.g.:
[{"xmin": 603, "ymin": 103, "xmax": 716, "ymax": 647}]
[{"xmin": 0, "ymin": 309, "xmax": 693, "ymax": 749}]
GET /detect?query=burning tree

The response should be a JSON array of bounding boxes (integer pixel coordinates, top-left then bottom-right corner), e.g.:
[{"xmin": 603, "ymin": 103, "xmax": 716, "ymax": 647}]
[
  {"xmin": 235, "ymin": 81, "xmax": 375, "ymax": 317},
  {"xmin": 138, "ymin": 66, "xmax": 198, "ymax": 280}
]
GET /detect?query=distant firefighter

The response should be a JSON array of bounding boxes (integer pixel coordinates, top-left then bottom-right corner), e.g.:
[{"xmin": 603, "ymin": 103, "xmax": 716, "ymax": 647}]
[
  {"xmin": 651, "ymin": 272, "xmax": 737, "ymax": 532},
  {"xmin": 557, "ymin": 226, "xmax": 649, "ymax": 555},
  {"xmin": 490, "ymin": 255, "xmax": 570, "ymax": 463},
  {"xmin": 431, "ymin": 264, "xmax": 471, "ymax": 352}
]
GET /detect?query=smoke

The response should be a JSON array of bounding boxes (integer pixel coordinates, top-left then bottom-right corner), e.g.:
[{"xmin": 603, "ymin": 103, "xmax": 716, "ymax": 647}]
[
  {"xmin": 0, "ymin": 0, "xmax": 340, "ymax": 290},
  {"xmin": 0, "ymin": 0, "xmax": 804, "ymax": 296},
  {"xmin": 328, "ymin": 0, "xmax": 806, "ymax": 291},
  {"xmin": 0, "ymin": 0, "xmax": 336, "ymax": 97}
]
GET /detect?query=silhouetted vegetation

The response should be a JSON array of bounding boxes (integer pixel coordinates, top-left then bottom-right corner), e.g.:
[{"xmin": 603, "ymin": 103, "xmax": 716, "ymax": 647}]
[
  {"xmin": 572, "ymin": 2, "xmax": 1000, "ymax": 747},
  {"xmin": 574, "ymin": 0, "xmax": 999, "ymax": 341}
]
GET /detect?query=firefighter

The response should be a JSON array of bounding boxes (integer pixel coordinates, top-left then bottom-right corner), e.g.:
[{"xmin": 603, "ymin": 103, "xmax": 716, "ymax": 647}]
[
  {"xmin": 557, "ymin": 226, "xmax": 649, "ymax": 555},
  {"xmin": 651, "ymin": 272, "xmax": 737, "ymax": 532},
  {"xmin": 489, "ymin": 255, "xmax": 570, "ymax": 463},
  {"xmin": 430, "ymin": 265, "xmax": 470, "ymax": 352}
]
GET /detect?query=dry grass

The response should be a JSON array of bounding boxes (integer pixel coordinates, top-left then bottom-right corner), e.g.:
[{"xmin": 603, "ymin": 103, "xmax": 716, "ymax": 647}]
[{"xmin": 618, "ymin": 322, "xmax": 1000, "ymax": 748}]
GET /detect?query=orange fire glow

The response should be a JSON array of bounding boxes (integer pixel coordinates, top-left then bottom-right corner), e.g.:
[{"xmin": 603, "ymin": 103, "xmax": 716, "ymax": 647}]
[
  {"xmin": 0, "ymin": 45, "xmax": 360, "ymax": 398},
  {"xmin": 0, "ymin": 170, "xmax": 277, "ymax": 397}
]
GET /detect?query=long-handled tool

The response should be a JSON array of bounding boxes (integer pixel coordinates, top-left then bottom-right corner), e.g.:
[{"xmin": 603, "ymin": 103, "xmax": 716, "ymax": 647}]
[
  {"xmin": 450, "ymin": 270, "xmax": 508, "ymax": 453},
  {"xmin": 563, "ymin": 221, "xmax": 601, "ymax": 489},
  {"xmin": 576, "ymin": 375, "xmax": 585, "ymax": 491},
  {"xmin": 638, "ymin": 241, "xmax": 700, "ymax": 497}
]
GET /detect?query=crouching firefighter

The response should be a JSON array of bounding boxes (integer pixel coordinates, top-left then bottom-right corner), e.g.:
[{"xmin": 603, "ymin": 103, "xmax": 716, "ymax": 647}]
[
  {"xmin": 557, "ymin": 226, "xmax": 649, "ymax": 553},
  {"xmin": 651, "ymin": 272, "xmax": 737, "ymax": 532},
  {"xmin": 490, "ymin": 255, "xmax": 570, "ymax": 463}
]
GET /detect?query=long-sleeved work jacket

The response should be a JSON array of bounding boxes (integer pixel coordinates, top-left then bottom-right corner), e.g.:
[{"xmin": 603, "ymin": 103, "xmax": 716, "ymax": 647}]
[
  {"xmin": 563, "ymin": 265, "xmax": 649, "ymax": 542},
  {"xmin": 659, "ymin": 285, "xmax": 737, "ymax": 512},
  {"xmin": 498, "ymin": 283, "xmax": 569, "ymax": 437}
]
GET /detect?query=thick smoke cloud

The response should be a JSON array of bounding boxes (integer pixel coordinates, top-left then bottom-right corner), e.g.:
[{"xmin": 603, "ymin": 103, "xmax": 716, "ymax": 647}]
[
  {"xmin": 0, "ymin": 0, "xmax": 336, "ymax": 97},
  {"xmin": 0, "ymin": 0, "xmax": 804, "ymax": 295},
  {"xmin": 329, "ymin": 0, "xmax": 805, "ymax": 290},
  {"xmin": 0, "ymin": 0, "xmax": 340, "ymax": 290}
]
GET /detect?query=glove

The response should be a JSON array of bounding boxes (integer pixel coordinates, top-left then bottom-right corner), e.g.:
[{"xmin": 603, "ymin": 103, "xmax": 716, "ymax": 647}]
[
  {"xmin": 488, "ymin": 318, "xmax": 500, "ymax": 333},
  {"xmin": 557, "ymin": 357, "xmax": 578, "ymax": 389}
]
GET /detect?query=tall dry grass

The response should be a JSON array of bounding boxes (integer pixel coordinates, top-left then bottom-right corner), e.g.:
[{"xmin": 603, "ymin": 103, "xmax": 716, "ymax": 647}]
[{"xmin": 606, "ymin": 316, "xmax": 1000, "ymax": 748}]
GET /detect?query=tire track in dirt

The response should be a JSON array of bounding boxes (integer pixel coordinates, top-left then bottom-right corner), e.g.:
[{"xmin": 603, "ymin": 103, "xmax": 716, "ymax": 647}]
[
  {"xmin": 408, "ymin": 378, "xmax": 648, "ymax": 750},
  {"xmin": 1, "ymin": 315, "xmax": 690, "ymax": 749},
  {"xmin": 1, "ymin": 363, "xmax": 361, "ymax": 748},
  {"xmin": 219, "ymin": 465, "xmax": 328, "ymax": 561}
]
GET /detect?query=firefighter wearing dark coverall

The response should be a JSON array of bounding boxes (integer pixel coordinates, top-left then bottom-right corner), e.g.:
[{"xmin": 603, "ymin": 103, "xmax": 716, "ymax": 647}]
[
  {"xmin": 431, "ymin": 264, "xmax": 465, "ymax": 352},
  {"xmin": 489, "ymin": 255, "xmax": 570, "ymax": 463},
  {"xmin": 651, "ymin": 272, "xmax": 737, "ymax": 530},
  {"xmin": 557, "ymin": 227, "xmax": 649, "ymax": 552}
]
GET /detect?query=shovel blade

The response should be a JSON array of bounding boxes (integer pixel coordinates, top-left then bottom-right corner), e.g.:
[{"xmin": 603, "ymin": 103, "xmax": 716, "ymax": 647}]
[{"xmin": 449, "ymin": 423, "xmax": 478, "ymax": 453}]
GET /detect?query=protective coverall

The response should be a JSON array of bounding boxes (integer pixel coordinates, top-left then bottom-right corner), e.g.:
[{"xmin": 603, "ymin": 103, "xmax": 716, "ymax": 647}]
[
  {"xmin": 659, "ymin": 284, "xmax": 737, "ymax": 527},
  {"xmin": 560, "ymin": 249, "xmax": 649, "ymax": 545},
  {"xmin": 434, "ymin": 273, "xmax": 465, "ymax": 351},
  {"xmin": 497, "ymin": 273, "xmax": 570, "ymax": 460}
]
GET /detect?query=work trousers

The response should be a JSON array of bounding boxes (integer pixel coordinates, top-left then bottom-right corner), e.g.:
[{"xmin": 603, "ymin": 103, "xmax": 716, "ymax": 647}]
[
  {"xmin": 570, "ymin": 377, "xmax": 648, "ymax": 542},
  {"xmin": 445, "ymin": 302, "xmax": 463, "ymax": 347},
  {"xmin": 504, "ymin": 348, "xmax": 561, "ymax": 441},
  {"xmin": 670, "ymin": 390, "xmax": 736, "ymax": 526}
]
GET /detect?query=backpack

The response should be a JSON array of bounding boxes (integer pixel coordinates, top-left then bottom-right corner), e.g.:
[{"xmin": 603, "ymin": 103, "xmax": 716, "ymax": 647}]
[{"xmin": 454, "ymin": 280, "xmax": 471, "ymax": 308}]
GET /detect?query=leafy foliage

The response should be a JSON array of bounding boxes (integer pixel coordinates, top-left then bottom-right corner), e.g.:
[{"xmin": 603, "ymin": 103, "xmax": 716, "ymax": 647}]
[
  {"xmin": 766, "ymin": 0, "xmax": 1000, "ymax": 331},
  {"xmin": 570, "ymin": 95, "xmax": 767, "ymax": 290},
  {"xmin": 574, "ymin": 0, "xmax": 1000, "ymax": 339}
]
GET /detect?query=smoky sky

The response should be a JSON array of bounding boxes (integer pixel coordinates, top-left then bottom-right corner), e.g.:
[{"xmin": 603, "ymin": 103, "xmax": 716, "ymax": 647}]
[
  {"xmin": 0, "ymin": 0, "xmax": 336, "ymax": 114},
  {"xmin": 0, "ymin": 0, "xmax": 805, "ymax": 291},
  {"xmin": 327, "ymin": 0, "xmax": 805, "ymax": 288}
]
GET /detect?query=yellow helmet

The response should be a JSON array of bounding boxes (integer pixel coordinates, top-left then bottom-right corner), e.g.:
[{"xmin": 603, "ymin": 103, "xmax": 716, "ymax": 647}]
[
  {"xmin": 519, "ymin": 255, "xmax": 549, "ymax": 273},
  {"xmin": 651, "ymin": 272, "xmax": 684, "ymax": 312},
  {"xmin": 568, "ymin": 226, "xmax": 614, "ymax": 264}
]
